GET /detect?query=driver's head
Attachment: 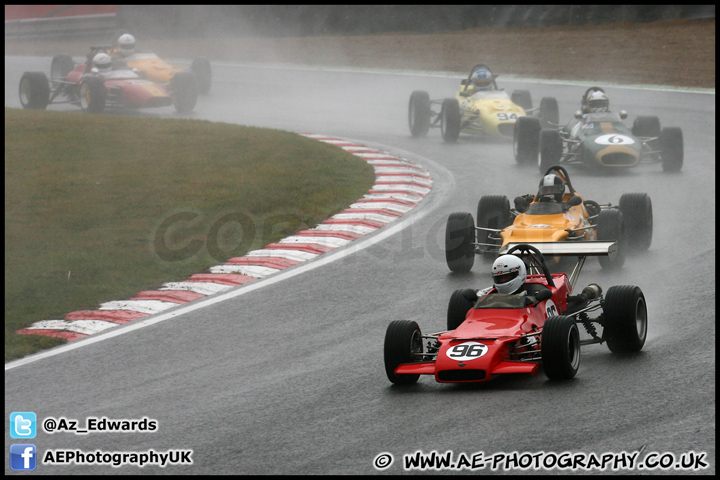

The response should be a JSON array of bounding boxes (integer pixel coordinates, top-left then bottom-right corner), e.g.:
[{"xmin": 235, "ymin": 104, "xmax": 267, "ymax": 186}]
[
  {"xmin": 491, "ymin": 255, "xmax": 527, "ymax": 294},
  {"xmin": 583, "ymin": 89, "xmax": 609, "ymax": 113},
  {"xmin": 92, "ymin": 53, "xmax": 112, "ymax": 75},
  {"xmin": 538, "ymin": 174, "xmax": 564, "ymax": 202},
  {"xmin": 472, "ymin": 68, "xmax": 493, "ymax": 90},
  {"xmin": 117, "ymin": 33, "xmax": 136, "ymax": 57}
]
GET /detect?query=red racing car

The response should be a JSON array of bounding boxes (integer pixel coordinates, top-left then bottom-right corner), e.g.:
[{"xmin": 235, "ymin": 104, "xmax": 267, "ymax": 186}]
[
  {"xmin": 384, "ymin": 242, "xmax": 647, "ymax": 384},
  {"xmin": 19, "ymin": 48, "xmax": 196, "ymax": 114}
]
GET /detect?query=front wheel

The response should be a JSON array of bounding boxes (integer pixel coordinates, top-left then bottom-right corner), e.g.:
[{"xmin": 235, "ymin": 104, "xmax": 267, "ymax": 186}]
[
  {"xmin": 51, "ymin": 54, "xmax": 75, "ymax": 78},
  {"xmin": 19, "ymin": 72, "xmax": 50, "ymax": 110},
  {"xmin": 440, "ymin": 98, "xmax": 461, "ymax": 143},
  {"xmin": 445, "ymin": 212, "xmax": 475, "ymax": 272},
  {"xmin": 511, "ymin": 89, "xmax": 532, "ymax": 111},
  {"xmin": 602, "ymin": 285, "xmax": 647, "ymax": 353},
  {"xmin": 79, "ymin": 76, "xmax": 106, "ymax": 113},
  {"xmin": 476, "ymin": 195, "xmax": 510, "ymax": 263},
  {"xmin": 384, "ymin": 320, "xmax": 423, "ymax": 384},
  {"xmin": 542, "ymin": 315, "xmax": 581, "ymax": 379},
  {"xmin": 408, "ymin": 90, "xmax": 431, "ymax": 137},
  {"xmin": 171, "ymin": 71, "xmax": 198, "ymax": 113}
]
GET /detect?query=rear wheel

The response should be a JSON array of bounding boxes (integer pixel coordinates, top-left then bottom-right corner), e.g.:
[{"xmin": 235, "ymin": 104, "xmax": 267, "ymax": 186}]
[
  {"xmin": 511, "ymin": 89, "xmax": 532, "ymax": 111},
  {"xmin": 51, "ymin": 54, "xmax": 75, "ymax": 78},
  {"xmin": 476, "ymin": 195, "xmax": 511, "ymax": 263},
  {"xmin": 445, "ymin": 212, "xmax": 475, "ymax": 272},
  {"xmin": 408, "ymin": 90, "xmax": 431, "ymax": 137},
  {"xmin": 659, "ymin": 127, "xmax": 683, "ymax": 172},
  {"xmin": 619, "ymin": 193, "xmax": 653, "ymax": 252},
  {"xmin": 190, "ymin": 57, "xmax": 212, "ymax": 94},
  {"xmin": 384, "ymin": 320, "xmax": 423, "ymax": 384},
  {"xmin": 541, "ymin": 315, "xmax": 580, "ymax": 379},
  {"xmin": 513, "ymin": 116, "xmax": 540, "ymax": 165},
  {"xmin": 539, "ymin": 96, "xmax": 559, "ymax": 126},
  {"xmin": 440, "ymin": 98, "xmax": 461, "ymax": 143},
  {"xmin": 539, "ymin": 128, "xmax": 563, "ymax": 173},
  {"xmin": 79, "ymin": 76, "xmax": 106, "ymax": 113},
  {"xmin": 447, "ymin": 289, "xmax": 476, "ymax": 331},
  {"xmin": 18, "ymin": 72, "xmax": 50, "ymax": 110},
  {"xmin": 632, "ymin": 115, "xmax": 661, "ymax": 137},
  {"xmin": 603, "ymin": 285, "xmax": 647, "ymax": 353},
  {"xmin": 596, "ymin": 209, "xmax": 626, "ymax": 270}
]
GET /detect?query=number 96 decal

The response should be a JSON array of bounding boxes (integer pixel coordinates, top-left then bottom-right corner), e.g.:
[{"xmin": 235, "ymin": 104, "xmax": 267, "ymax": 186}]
[{"xmin": 446, "ymin": 341, "xmax": 488, "ymax": 360}]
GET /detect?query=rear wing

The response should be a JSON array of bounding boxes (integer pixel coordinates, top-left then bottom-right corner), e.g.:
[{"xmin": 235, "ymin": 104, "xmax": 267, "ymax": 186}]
[
  {"xmin": 499, "ymin": 241, "xmax": 617, "ymax": 259},
  {"xmin": 499, "ymin": 241, "xmax": 618, "ymax": 289}
]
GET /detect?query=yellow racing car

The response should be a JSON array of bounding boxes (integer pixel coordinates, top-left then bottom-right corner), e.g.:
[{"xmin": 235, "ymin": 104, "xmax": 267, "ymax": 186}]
[
  {"xmin": 110, "ymin": 30, "xmax": 212, "ymax": 95},
  {"xmin": 409, "ymin": 63, "xmax": 559, "ymax": 142},
  {"xmin": 445, "ymin": 166, "xmax": 653, "ymax": 272}
]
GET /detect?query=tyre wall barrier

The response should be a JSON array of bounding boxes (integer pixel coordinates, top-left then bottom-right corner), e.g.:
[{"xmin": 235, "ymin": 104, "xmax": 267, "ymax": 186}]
[{"xmin": 5, "ymin": 5, "xmax": 715, "ymax": 40}]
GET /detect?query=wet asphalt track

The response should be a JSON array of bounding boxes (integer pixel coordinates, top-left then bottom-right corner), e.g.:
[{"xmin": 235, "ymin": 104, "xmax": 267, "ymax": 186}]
[{"xmin": 4, "ymin": 57, "xmax": 715, "ymax": 474}]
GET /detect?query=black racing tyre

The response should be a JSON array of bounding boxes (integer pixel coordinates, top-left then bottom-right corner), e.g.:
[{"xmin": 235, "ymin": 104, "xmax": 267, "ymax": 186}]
[
  {"xmin": 408, "ymin": 90, "xmax": 431, "ymax": 137},
  {"xmin": 445, "ymin": 212, "xmax": 475, "ymax": 272},
  {"xmin": 447, "ymin": 289, "xmax": 476, "ymax": 331},
  {"xmin": 632, "ymin": 115, "xmax": 661, "ymax": 137},
  {"xmin": 602, "ymin": 285, "xmax": 647, "ymax": 353},
  {"xmin": 596, "ymin": 208, "xmax": 626, "ymax": 270},
  {"xmin": 476, "ymin": 195, "xmax": 511, "ymax": 263},
  {"xmin": 79, "ymin": 75, "xmax": 106, "ymax": 113},
  {"xmin": 51, "ymin": 54, "xmax": 75, "ymax": 78},
  {"xmin": 541, "ymin": 315, "xmax": 581, "ymax": 379},
  {"xmin": 539, "ymin": 128, "xmax": 562, "ymax": 173},
  {"xmin": 513, "ymin": 116, "xmax": 541, "ymax": 165},
  {"xmin": 539, "ymin": 96, "xmax": 559, "ymax": 126},
  {"xmin": 619, "ymin": 193, "xmax": 653, "ymax": 252},
  {"xmin": 384, "ymin": 320, "xmax": 423, "ymax": 384},
  {"xmin": 171, "ymin": 71, "xmax": 198, "ymax": 113},
  {"xmin": 659, "ymin": 127, "xmax": 683, "ymax": 172},
  {"xmin": 511, "ymin": 89, "xmax": 532, "ymax": 111},
  {"xmin": 190, "ymin": 57, "xmax": 212, "ymax": 94},
  {"xmin": 18, "ymin": 72, "xmax": 50, "ymax": 110},
  {"xmin": 440, "ymin": 98, "xmax": 461, "ymax": 143}
]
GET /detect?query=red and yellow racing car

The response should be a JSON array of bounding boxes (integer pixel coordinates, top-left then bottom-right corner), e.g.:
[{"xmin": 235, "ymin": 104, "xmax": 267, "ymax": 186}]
[{"xmin": 384, "ymin": 243, "xmax": 647, "ymax": 385}]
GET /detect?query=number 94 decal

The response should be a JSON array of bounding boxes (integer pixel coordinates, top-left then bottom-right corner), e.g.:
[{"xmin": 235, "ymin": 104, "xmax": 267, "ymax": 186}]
[{"xmin": 497, "ymin": 113, "xmax": 518, "ymax": 121}]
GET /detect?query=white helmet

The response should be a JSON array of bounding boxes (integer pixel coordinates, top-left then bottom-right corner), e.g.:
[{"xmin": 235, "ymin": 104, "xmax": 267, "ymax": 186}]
[
  {"xmin": 117, "ymin": 33, "xmax": 136, "ymax": 56},
  {"xmin": 586, "ymin": 90, "xmax": 609, "ymax": 113},
  {"xmin": 93, "ymin": 53, "xmax": 112, "ymax": 74},
  {"xmin": 491, "ymin": 255, "xmax": 527, "ymax": 294}
]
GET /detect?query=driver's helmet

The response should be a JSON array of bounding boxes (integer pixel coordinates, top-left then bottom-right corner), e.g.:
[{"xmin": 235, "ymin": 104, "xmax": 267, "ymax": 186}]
[
  {"xmin": 538, "ymin": 174, "xmax": 564, "ymax": 202},
  {"xmin": 93, "ymin": 53, "xmax": 112, "ymax": 75},
  {"xmin": 472, "ymin": 68, "xmax": 493, "ymax": 90},
  {"xmin": 586, "ymin": 90, "xmax": 609, "ymax": 113},
  {"xmin": 117, "ymin": 33, "xmax": 136, "ymax": 57},
  {"xmin": 492, "ymin": 255, "xmax": 527, "ymax": 295}
]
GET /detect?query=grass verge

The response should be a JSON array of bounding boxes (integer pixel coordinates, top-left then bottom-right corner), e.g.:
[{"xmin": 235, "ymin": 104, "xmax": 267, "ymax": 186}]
[{"xmin": 5, "ymin": 108, "xmax": 376, "ymax": 361}]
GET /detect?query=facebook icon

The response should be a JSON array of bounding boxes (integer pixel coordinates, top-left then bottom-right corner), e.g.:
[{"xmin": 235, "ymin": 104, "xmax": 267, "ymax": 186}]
[{"xmin": 10, "ymin": 444, "xmax": 37, "ymax": 471}]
